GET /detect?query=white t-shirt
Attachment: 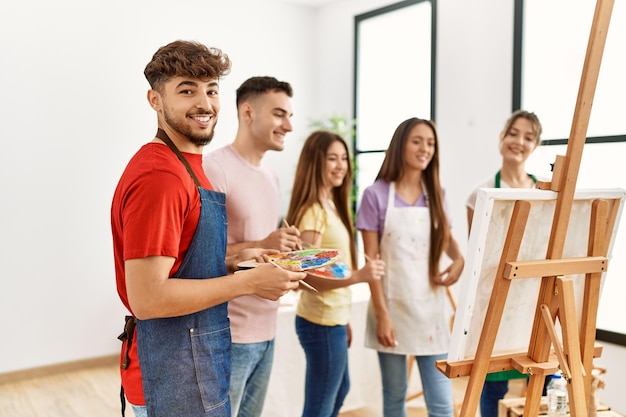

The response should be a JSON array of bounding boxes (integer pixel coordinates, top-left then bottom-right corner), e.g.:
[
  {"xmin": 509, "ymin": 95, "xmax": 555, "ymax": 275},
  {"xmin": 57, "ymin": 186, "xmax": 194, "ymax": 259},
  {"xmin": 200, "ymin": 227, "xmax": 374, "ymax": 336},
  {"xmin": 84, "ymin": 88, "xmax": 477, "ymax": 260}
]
[
  {"xmin": 466, "ymin": 173, "xmax": 539, "ymax": 211},
  {"xmin": 466, "ymin": 176, "xmax": 500, "ymax": 211}
]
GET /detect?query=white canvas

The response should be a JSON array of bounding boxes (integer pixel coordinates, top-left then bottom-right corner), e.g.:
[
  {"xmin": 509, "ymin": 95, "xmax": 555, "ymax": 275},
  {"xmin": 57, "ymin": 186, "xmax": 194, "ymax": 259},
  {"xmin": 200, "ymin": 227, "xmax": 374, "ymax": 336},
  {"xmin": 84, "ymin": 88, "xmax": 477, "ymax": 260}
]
[{"xmin": 448, "ymin": 188, "xmax": 626, "ymax": 362}]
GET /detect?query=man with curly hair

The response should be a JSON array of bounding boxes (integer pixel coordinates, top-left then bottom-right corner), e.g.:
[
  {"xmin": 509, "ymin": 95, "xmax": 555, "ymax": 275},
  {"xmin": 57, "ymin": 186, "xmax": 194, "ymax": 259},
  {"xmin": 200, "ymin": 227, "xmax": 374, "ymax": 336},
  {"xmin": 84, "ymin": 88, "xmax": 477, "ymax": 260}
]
[{"xmin": 111, "ymin": 41, "xmax": 304, "ymax": 417}]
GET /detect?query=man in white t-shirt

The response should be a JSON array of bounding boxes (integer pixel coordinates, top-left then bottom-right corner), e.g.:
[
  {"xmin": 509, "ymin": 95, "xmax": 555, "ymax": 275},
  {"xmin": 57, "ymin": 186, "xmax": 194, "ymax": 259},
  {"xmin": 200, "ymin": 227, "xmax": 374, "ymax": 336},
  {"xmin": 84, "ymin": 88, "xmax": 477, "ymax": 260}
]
[{"xmin": 203, "ymin": 76, "xmax": 302, "ymax": 417}]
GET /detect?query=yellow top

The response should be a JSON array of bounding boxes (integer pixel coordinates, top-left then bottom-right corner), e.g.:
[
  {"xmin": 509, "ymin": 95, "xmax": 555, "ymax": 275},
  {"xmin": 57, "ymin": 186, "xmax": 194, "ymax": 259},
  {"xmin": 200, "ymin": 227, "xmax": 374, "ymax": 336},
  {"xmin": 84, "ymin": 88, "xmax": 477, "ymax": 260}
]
[{"xmin": 296, "ymin": 203, "xmax": 352, "ymax": 326}]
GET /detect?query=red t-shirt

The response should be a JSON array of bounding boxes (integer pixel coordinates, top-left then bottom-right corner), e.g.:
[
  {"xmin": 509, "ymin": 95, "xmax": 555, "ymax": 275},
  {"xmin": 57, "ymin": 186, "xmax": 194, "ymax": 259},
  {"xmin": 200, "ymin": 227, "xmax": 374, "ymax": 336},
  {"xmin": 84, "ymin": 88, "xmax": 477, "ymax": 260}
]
[{"xmin": 110, "ymin": 142, "xmax": 213, "ymax": 405}]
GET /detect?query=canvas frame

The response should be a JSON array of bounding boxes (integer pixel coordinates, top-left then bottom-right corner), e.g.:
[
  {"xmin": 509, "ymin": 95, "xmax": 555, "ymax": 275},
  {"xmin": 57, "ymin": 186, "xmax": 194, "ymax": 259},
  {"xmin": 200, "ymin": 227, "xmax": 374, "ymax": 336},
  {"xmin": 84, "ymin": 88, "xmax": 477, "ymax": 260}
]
[{"xmin": 448, "ymin": 187, "xmax": 625, "ymax": 363}]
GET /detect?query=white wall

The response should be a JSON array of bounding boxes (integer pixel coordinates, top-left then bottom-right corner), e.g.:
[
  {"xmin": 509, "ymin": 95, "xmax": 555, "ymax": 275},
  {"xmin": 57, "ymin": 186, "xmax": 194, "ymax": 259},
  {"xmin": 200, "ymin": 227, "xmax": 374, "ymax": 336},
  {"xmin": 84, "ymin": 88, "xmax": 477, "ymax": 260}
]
[
  {"xmin": 0, "ymin": 0, "xmax": 318, "ymax": 374},
  {"xmin": 1, "ymin": 1, "xmax": 625, "ymax": 413},
  {"xmin": 595, "ymin": 342, "xmax": 626, "ymax": 414}
]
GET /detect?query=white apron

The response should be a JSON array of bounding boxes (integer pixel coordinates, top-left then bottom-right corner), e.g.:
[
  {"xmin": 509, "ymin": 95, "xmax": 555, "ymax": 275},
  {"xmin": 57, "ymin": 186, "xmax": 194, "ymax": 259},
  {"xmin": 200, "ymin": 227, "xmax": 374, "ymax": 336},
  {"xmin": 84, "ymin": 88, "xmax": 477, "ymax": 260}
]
[{"xmin": 365, "ymin": 182, "xmax": 450, "ymax": 355}]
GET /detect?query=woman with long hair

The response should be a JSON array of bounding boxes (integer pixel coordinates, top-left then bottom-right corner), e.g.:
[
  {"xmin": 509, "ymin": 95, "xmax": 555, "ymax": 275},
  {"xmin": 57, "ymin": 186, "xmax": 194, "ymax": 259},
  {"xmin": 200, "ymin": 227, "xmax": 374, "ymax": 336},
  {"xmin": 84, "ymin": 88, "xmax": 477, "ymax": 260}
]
[
  {"xmin": 286, "ymin": 130, "xmax": 385, "ymax": 417},
  {"xmin": 356, "ymin": 118, "xmax": 464, "ymax": 417}
]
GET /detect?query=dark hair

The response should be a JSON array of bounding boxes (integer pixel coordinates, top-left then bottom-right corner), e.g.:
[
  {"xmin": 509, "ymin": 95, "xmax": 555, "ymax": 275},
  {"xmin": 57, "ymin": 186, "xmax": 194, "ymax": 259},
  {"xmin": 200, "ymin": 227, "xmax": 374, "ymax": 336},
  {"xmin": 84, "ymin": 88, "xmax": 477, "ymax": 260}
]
[
  {"xmin": 286, "ymin": 131, "xmax": 357, "ymax": 270},
  {"xmin": 376, "ymin": 118, "xmax": 449, "ymax": 287},
  {"xmin": 501, "ymin": 110, "xmax": 543, "ymax": 145},
  {"xmin": 144, "ymin": 40, "xmax": 231, "ymax": 92},
  {"xmin": 236, "ymin": 76, "xmax": 293, "ymax": 108}
]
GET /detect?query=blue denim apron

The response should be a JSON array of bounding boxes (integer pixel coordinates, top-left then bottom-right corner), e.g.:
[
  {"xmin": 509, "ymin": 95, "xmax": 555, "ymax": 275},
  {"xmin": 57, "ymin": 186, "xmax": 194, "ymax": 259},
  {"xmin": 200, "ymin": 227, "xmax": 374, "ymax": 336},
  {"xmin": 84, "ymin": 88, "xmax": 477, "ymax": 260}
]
[{"xmin": 135, "ymin": 129, "xmax": 230, "ymax": 417}]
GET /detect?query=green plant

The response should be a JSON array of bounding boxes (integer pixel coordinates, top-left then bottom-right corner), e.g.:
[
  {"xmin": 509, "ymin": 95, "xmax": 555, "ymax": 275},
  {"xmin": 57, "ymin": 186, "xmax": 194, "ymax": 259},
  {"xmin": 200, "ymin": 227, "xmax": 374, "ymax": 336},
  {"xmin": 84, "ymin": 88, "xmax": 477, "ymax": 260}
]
[{"xmin": 307, "ymin": 114, "xmax": 356, "ymax": 141}]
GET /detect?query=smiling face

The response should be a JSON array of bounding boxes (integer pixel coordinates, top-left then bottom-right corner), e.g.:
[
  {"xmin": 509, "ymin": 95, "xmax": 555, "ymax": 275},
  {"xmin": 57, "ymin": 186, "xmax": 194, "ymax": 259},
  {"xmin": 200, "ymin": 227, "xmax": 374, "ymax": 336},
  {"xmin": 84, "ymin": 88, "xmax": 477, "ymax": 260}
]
[
  {"xmin": 246, "ymin": 90, "xmax": 293, "ymax": 152},
  {"xmin": 499, "ymin": 116, "xmax": 539, "ymax": 165},
  {"xmin": 323, "ymin": 140, "xmax": 349, "ymax": 191},
  {"xmin": 149, "ymin": 76, "xmax": 220, "ymax": 148},
  {"xmin": 402, "ymin": 122, "xmax": 436, "ymax": 173}
]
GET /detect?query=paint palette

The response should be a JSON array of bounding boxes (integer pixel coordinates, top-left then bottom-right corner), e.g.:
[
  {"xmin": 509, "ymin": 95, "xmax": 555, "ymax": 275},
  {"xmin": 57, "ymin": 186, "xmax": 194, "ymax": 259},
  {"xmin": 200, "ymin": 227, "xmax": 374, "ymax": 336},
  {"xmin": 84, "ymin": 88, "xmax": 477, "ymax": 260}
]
[
  {"xmin": 267, "ymin": 249, "xmax": 340, "ymax": 271},
  {"xmin": 307, "ymin": 260, "xmax": 351, "ymax": 279}
]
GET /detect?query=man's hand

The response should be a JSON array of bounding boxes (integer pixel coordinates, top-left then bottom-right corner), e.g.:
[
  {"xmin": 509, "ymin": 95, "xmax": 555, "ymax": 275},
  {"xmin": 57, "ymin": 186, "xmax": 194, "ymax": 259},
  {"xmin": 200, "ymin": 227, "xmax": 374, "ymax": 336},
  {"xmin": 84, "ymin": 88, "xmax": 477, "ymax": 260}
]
[
  {"xmin": 226, "ymin": 248, "xmax": 279, "ymax": 273},
  {"xmin": 236, "ymin": 263, "xmax": 306, "ymax": 301},
  {"xmin": 261, "ymin": 226, "xmax": 302, "ymax": 252}
]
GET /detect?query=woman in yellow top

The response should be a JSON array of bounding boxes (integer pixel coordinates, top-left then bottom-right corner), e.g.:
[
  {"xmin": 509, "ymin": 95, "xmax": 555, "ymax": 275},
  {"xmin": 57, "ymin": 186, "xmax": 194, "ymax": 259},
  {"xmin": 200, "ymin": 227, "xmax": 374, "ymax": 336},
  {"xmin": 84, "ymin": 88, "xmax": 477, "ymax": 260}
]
[{"xmin": 286, "ymin": 130, "xmax": 385, "ymax": 417}]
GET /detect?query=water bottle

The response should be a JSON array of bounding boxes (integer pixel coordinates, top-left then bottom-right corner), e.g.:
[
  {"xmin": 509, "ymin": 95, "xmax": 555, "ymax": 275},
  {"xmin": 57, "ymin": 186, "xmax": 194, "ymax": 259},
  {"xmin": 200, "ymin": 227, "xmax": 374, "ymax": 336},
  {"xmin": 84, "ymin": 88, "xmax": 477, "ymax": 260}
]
[{"xmin": 547, "ymin": 373, "xmax": 568, "ymax": 417}]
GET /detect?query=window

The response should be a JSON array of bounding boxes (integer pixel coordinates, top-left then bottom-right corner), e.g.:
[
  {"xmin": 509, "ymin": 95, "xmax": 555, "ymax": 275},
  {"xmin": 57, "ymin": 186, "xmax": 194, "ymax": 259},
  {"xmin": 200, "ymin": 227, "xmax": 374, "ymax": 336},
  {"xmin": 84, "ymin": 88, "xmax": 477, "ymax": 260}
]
[
  {"xmin": 514, "ymin": 0, "xmax": 626, "ymax": 342},
  {"xmin": 514, "ymin": 0, "xmax": 625, "ymax": 142},
  {"xmin": 354, "ymin": 0, "xmax": 436, "ymax": 204}
]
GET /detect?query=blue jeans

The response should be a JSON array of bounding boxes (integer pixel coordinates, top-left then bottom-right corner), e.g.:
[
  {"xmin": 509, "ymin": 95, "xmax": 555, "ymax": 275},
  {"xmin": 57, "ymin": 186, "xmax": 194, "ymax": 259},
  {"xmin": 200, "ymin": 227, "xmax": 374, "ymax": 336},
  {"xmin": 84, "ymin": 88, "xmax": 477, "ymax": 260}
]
[
  {"xmin": 480, "ymin": 380, "xmax": 509, "ymax": 417},
  {"xmin": 230, "ymin": 340, "xmax": 275, "ymax": 417},
  {"xmin": 130, "ymin": 404, "xmax": 147, "ymax": 417},
  {"xmin": 296, "ymin": 315, "xmax": 350, "ymax": 417},
  {"xmin": 378, "ymin": 352, "xmax": 453, "ymax": 417}
]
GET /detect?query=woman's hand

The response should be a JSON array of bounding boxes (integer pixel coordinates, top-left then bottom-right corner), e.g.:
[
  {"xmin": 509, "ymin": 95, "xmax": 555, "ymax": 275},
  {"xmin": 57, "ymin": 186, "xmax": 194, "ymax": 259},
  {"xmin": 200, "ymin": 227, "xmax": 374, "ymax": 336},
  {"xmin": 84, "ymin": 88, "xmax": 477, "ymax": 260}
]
[
  {"xmin": 346, "ymin": 322, "xmax": 353, "ymax": 348},
  {"xmin": 375, "ymin": 311, "xmax": 397, "ymax": 348},
  {"xmin": 356, "ymin": 256, "xmax": 386, "ymax": 283},
  {"xmin": 434, "ymin": 257, "xmax": 464, "ymax": 286}
]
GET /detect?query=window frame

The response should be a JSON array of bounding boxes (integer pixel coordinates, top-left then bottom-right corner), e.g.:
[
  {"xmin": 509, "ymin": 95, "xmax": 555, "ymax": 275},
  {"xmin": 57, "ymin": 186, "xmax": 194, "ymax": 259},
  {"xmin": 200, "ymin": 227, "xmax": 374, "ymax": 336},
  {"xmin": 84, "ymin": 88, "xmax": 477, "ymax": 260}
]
[
  {"xmin": 513, "ymin": 0, "xmax": 626, "ymax": 345},
  {"xmin": 352, "ymin": 0, "xmax": 437, "ymax": 214}
]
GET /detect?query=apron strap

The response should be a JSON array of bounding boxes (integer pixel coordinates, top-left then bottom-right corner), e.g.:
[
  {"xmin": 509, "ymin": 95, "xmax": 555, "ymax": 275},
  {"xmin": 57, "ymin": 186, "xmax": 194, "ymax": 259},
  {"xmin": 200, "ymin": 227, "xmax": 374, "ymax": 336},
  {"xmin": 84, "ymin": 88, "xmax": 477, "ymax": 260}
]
[
  {"xmin": 117, "ymin": 315, "xmax": 136, "ymax": 417},
  {"xmin": 117, "ymin": 316, "xmax": 136, "ymax": 370},
  {"xmin": 155, "ymin": 129, "xmax": 202, "ymax": 187},
  {"xmin": 387, "ymin": 182, "xmax": 396, "ymax": 208},
  {"xmin": 120, "ymin": 385, "xmax": 127, "ymax": 417},
  {"xmin": 388, "ymin": 181, "xmax": 429, "ymax": 206}
]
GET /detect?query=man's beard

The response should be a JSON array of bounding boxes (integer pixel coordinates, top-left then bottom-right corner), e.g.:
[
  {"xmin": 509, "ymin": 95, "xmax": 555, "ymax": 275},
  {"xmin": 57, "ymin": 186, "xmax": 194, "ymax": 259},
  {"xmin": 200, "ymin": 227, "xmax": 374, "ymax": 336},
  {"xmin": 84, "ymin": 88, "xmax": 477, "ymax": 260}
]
[{"xmin": 163, "ymin": 108, "xmax": 216, "ymax": 147}]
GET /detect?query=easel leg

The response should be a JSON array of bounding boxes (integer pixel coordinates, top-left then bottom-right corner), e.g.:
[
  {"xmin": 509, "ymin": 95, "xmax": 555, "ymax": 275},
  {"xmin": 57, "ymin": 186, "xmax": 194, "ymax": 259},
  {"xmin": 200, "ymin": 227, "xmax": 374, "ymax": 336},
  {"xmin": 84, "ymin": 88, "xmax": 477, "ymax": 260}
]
[
  {"xmin": 580, "ymin": 199, "xmax": 609, "ymax": 405},
  {"xmin": 523, "ymin": 374, "xmax": 547, "ymax": 417},
  {"xmin": 460, "ymin": 200, "xmax": 531, "ymax": 417},
  {"xmin": 556, "ymin": 278, "xmax": 588, "ymax": 417}
]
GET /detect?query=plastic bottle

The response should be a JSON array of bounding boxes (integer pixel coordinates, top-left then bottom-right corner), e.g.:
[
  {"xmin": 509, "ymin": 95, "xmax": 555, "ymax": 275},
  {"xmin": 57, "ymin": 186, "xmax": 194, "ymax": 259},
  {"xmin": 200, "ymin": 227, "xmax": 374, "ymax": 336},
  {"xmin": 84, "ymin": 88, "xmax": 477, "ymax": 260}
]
[{"xmin": 547, "ymin": 373, "xmax": 569, "ymax": 417}]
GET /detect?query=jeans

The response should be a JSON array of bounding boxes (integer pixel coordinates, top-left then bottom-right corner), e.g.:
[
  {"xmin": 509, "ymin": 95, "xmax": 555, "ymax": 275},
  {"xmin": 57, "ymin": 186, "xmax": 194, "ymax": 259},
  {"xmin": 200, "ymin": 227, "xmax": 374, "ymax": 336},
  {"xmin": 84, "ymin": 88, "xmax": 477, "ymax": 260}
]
[
  {"xmin": 230, "ymin": 340, "xmax": 275, "ymax": 417},
  {"xmin": 130, "ymin": 404, "xmax": 148, "ymax": 417},
  {"xmin": 378, "ymin": 351, "xmax": 453, "ymax": 417},
  {"xmin": 480, "ymin": 380, "xmax": 509, "ymax": 417},
  {"xmin": 296, "ymin": 315, "xmax": 350, "ymax": 417}
]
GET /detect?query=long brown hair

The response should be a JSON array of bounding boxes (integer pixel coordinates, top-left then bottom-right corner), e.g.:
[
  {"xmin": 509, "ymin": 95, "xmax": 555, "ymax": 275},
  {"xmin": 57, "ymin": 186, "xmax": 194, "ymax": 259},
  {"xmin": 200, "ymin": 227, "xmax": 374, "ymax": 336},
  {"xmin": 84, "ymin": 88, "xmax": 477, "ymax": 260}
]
[
  {"xmin": 376, "ymin": 118, "xmax": 449, "ymax": 286},
  {"xmin": 286, "ymin": 131, "xmax": 357, "ymax": 270}
]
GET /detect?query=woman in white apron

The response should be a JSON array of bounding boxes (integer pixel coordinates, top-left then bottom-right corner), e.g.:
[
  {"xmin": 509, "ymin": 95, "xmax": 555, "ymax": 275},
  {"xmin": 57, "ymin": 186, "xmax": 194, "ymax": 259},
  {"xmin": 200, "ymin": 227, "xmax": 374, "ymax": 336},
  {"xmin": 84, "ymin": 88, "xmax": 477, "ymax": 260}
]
[
  {"xmin": 466, "ymin": 110, "xmax": 543, "ymax": 417},
  {"xmin": 357, "ymin": 118, "xmax": 464, "ymax": 417}
]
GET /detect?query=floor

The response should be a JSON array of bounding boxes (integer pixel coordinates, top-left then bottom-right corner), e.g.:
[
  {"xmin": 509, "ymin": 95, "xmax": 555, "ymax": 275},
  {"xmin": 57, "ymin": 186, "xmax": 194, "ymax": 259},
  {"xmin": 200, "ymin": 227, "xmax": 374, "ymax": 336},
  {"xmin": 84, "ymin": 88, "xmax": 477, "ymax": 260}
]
[
  {"xmin": 340, "ymin": 376, "xmax": 469, "ymax": 417},
  {"xmin": 0, "ymin": 360, "xmax": 526, "ymax": 417},
  {"xmin": 0, "ymin": 361, "xmax": 127, "ymax": 417}
]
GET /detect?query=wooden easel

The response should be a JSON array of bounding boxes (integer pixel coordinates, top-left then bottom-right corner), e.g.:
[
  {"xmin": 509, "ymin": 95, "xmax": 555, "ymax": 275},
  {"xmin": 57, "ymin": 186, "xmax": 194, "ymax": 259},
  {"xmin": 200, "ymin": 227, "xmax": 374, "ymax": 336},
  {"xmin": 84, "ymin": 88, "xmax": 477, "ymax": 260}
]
[{"xmin": 437, "ymin": 1, "xmax": 616, "ymax": 417}]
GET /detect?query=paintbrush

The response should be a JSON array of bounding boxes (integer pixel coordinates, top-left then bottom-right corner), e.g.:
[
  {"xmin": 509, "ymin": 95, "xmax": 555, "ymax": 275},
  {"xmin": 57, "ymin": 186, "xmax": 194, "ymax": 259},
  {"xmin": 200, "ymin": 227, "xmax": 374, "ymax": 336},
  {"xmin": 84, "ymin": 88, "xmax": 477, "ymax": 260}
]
[
  {"xmin": 282, "ymin": 218, "xmax": 304, "ymax": 250},
  {"xmin": 269, "ymin": 260, "xmax": 318, "ymax": 292},
  {"xmin": 270, "ymin": 262, "xmax": 319, "ymax": 292}
]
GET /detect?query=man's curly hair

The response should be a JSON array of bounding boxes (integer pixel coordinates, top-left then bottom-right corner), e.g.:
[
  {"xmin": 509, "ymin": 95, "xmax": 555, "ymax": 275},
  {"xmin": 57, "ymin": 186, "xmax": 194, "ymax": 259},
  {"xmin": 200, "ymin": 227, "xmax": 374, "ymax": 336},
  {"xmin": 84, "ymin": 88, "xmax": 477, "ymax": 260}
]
[{"xmin": 144, "ymin": 40, "xmax": 231, "ymax": 92}]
